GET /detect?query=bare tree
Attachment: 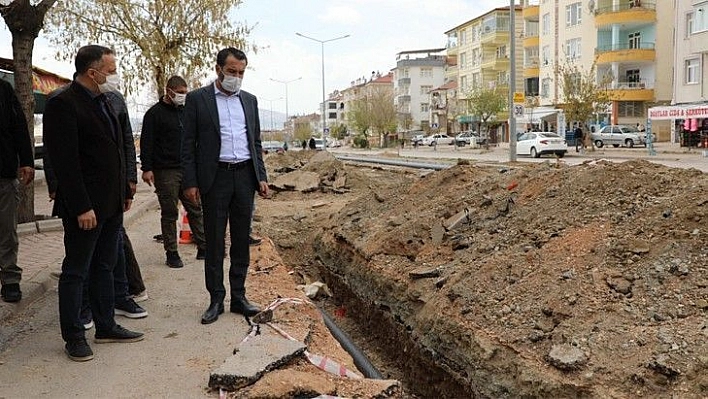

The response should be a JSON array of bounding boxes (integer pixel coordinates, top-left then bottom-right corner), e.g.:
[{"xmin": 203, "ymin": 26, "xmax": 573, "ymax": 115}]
[
  {"xmin": 44, "ymin": 0, "xmax": 254, "ymax": 99},
  {"xmin": 0, "ymin": 0, "xmax": 58, "ymax": 222}
]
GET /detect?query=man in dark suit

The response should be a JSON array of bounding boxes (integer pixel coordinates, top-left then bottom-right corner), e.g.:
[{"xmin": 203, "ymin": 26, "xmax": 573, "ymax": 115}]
[
  {"xmin": 181, "ymin": 47, "xmax": 269, "ymax": 324},
  {"xmin": 44, "ymin": 45, "xmax": 143, "ymax": 362}
]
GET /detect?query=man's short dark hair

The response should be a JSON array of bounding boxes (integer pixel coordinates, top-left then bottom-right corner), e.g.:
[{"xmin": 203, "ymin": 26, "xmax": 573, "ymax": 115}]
[
  {"xmin": 216, "ymin": 48, "xmax": 247, "ymax": 67},
  {"xmin": 75, "ymin": 45, "xmax": 114, "ymax": 75},
  {"xmin": 166, "ymin": 75, "xmax": 187, "ymax": 89}
]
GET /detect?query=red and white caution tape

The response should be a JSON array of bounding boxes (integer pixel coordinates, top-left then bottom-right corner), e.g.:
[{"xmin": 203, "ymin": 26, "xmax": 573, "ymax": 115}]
[{"xmin": 237, "ymin": 297, "xmax": 363, "ymax": 379}]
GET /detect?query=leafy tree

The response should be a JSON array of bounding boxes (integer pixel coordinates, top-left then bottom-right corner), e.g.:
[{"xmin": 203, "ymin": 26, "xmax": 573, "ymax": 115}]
[
  {"xmin": 348, "ymin": 98, "xmax": 371, "ymax": 137},
  {"xmin": 329, "ymin": 123, "xmax": 347, "ymax": 140},
  {"xmin": 1, "ymin": 0, "xmax": 58, "ymax": 222},
  {"xmin": 556, "ymin": 61, "xmax": 612, "ymax": 148},
  {"xmin": 293, "ymin": 123, "xmax": 312, "ymax": 143},
  {"xmin": 45, "ymin": 0, "xmax": 253, "ymax": 98},
  {"xmin": 465, "ymin": 86, "xmax": 506, "ymax": 144}
]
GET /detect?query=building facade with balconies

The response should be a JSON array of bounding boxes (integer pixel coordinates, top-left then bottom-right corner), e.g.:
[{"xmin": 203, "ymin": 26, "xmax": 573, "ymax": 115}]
[
  {"xmin": 393, "ymin": 48, "xmax": 447, "ymax": 131},
  {"xmin": 524, "ymin": 0, "xmax": 673, "ymax": 138},
  {"xmin": 444, "ymin": 6, "xmax": 523, "ymax": 136}
]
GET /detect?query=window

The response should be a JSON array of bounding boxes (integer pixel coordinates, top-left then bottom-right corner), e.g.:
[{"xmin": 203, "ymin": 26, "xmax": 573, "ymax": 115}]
[
  {"xmin": 566, "ymin": 3, "xmax": 582, "ymax": 27},
  {"xmin": 618, "ymin": 101, "xmax": 644, "ymax": 117},
  {"xmin": 460, "ymin": 52, "xmax": 467, "ymax": 69},
  {"xmin": 695, "ymin": 5, "xmax": 708, "ymax": 32},
  {"xmin": 328, "ymin": 112, "xmax": 337, "ymax": 119},
  {"xmin": 628, "ymin": 32, "xmax": 640, "ymax": 49},
  {"xmin": 541, "ymin": 78, "xmax": 551, "ymax": 97},
  {"xmin": 497, "ymin": 71, "xmax": 509, "ymax": 85},
  {"xmin": 542, "ymin": 45, "xmax": 551, "ymax": 66},
  {"xmin": 472, "ymin": 72, "xmax": 480, "ymax": 89},
  {"xmin": 420, "ymin": 67, "xmax": 433, "ymax": 78},
  {"xmin": 686, "ymin": 58, "xmax": 700, "ymax": 84},
  {"xmin": 525, "ymin": 77, "xmax": 539, "ymax": 96},
  {"xmin": 687, "ymin": 12, "xmax": 695, "ymax": 36},
  {"xmin": 496, "ymin": 45, "xmax": 507, "ymax": 59},
  {"xmin": 470, "ymin": 25, "xmax": 478, "ymax": 42},
  {"xmin": 328, "ymin": 102, "xmax": 337, "ymax": 109},
  {"xmin": 402, "ymin": 68, "xmax": 409, "ymax": 78},
  {"xmin": 460, "ymin": 29, "xmax": 467, "ymax": 45},
  {"xmin": 565, "ymin": 38, "xmax": 581, "ymax": 60},
  {"xmin": 471, "ymin": 48, "xmax": 480, "ymax": 67},
  {"xmin": 460, "ymin": 75, "xmax": 468, "ymax": 91},
  {"xmin": 420, "ymin": 103, "xmax": 429, "ymax": 113},
  {"xmin": 626, "ymin": 69, "xmax": 640, "ymax": 86},
  {"xmin": 542, "ymin": 13, "xmax": 551, "ymax": 35},
  {"xmin": 525, "ymin": 47, "xmax": 539, "ymax": 67},
  {"xmin": 420, "ymin": 85, "xmax": 432, "ymax": 95}
]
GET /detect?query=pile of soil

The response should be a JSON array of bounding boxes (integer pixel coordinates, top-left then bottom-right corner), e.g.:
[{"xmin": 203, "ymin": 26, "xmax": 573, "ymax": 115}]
[{"xmin": 258, "ymin": 152, "xmax": 707, "ymax": 398}]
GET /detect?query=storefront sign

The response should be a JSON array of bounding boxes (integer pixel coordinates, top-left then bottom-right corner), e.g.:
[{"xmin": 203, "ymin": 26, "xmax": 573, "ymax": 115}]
[{"xmin": 648, "ymin": 104, "xmax": 708, "ymax": 120}]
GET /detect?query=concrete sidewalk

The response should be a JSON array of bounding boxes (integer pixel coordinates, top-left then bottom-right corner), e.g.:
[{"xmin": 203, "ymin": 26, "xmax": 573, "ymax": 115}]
[{"xmin": 0, "ymin": 175, "xmax": 158, "ymax": 323}]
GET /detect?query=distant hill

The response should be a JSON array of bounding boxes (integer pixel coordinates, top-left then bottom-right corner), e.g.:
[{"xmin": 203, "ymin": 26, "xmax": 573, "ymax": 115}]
[{"xmin": 258, "ymin": 108, "xmax": 287, "ymax": 130}]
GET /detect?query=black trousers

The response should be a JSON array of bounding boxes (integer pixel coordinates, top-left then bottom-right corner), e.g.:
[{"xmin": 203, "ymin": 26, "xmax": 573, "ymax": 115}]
[
  {"xmin": 58, "ymin": 210, "xmax": 121, "ymax": 342},
  {"xmin": 201, "ymin": 163, "xmax": 256, "ymax": 304}
]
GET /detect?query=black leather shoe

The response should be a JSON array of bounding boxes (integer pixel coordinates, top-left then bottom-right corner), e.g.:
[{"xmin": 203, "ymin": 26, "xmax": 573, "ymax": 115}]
[
  {"xmin": 230, "ymin": 296, "xmax": 261, "ymax": 317},
  {"xmin": 1, "ymin": 283, "xmax": 21, "ymax": 303},
  {"xmin": 201, "ymin": 302, "xmax": 224, "ymax": 324},
  {"xmin": 196, "ymin": 248, "xmax": 206, "ymax": 260}
]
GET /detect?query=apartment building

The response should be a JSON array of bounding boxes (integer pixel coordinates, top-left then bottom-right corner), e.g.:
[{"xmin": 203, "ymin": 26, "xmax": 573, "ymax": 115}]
[
  {"xmin": 339, "ymin": 71, "xmax": 394, "ymax": 135},
  {"xmin": 655, "ymin": 1, "xmax": 708, "ymax": 146},
  {"xmin": 523, "ymin": 0, "xmax": 673, "ymax": 140},
  {"xmin": 444, "ymin": 6, "xmax": 523, "ymax": 140},
  {"xmin": 393, "ymin": 48, "xmax": 447, "ymax": 131}
]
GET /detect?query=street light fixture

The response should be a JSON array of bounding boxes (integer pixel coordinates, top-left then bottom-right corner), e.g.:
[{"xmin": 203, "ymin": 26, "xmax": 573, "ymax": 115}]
[
  {"xmin": 295, "ymin": 32, "xmax": 350, "ymax": 143},
  {"xmin": 269, "ymin": 77, "xmax": 301, "ymax": 136}
]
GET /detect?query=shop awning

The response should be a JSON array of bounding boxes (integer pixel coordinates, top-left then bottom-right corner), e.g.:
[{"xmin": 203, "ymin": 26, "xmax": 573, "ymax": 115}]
[{"xmin": 515, "ymin": 108, "xmax": 560, "ymax": 124}]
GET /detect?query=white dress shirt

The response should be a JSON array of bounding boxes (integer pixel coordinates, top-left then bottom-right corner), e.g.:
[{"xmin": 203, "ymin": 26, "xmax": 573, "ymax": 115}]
[{"xmin": 214, "ymin": 82, "xmax": 251, "ymax": 163}]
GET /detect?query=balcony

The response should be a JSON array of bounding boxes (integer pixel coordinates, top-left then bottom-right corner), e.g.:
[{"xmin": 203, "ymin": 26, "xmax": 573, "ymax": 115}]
[
  {"xmin": 595, "ymin": 1, "xmax": 656, "ymax": 27},
  {"xmin": 523, "ymin": 59, "xmax": 540, "ymax": 77},
  {"xmin": 522, "ymin": 5, "xmax": 540, "ymax": 20},
  {"xmin": 595, "ymin": 42, "xmax": 655, "ymax": 64},
  {"xmin": 398, "ymin": 94, "xmax": 411, "ymax": 102},
  {"xmin": 481, "ymin": 54, "xmax": 510, "ymax": 71},
  {"xmin": 523, "ymin": 35, "xmax": 539, "ymax": 47},
  {"xmin": 481, "ymin": 27, "xmax": 510, "ymax": 45},
  {"xmin": 604, "ymin": 79, "xmax": 655, "ymax": 101},
  {"xmin": 398, "ymin": 77, "xmax": 411, "ymax": 85}
]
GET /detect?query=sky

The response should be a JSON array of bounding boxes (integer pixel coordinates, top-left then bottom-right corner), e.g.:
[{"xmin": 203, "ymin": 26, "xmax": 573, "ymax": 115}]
[{"xmin": 0, "ymin": 0, "xmax": 511, "ymax": 119}]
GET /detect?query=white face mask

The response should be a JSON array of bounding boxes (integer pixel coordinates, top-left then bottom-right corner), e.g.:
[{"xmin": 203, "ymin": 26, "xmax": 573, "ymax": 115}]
[
  {"xmin": 171, "ymin": 92, "xmax": 186, "ymax": 106},
  {"xmin": 220, "ymin": 74, "xmax": 242, "ymax": 93},
  {"xmin": 94, "ymin": 70, "xmax": 120, "ymax": 93}
]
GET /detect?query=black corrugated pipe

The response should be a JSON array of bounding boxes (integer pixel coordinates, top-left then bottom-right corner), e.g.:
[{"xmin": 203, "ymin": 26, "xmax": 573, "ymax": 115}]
[{"xmin": 318, "ymin": 306, "xmax": 384, "ymax": 379}]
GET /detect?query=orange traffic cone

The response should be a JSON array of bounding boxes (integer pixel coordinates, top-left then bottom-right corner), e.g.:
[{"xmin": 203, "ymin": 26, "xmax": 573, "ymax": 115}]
[{"xmin": 178, "ymin": 206, "xmax": 193, "ymax": 244}]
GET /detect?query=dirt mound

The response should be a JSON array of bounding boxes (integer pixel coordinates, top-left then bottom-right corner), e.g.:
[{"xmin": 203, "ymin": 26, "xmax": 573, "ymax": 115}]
[{"xmin": 315, "ymin": 159, "xmax": 707, "ymax": 398}]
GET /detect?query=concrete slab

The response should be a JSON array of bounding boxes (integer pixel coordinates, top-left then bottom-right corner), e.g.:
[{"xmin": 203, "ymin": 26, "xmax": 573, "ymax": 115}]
[
  {"xmin": 272, "ymin": 170, "xmax": 320, "ymax": 192},
  {"xmin": 17, "ymin": 222, "xmax": 37, "ymax": 236},
  {"xmin": 209, "ymin": 334, "xmax": 307, "ymax": 391},
  {"xmin": 36, "ymin": 218, "xmax": 63, "ymax": 233}
]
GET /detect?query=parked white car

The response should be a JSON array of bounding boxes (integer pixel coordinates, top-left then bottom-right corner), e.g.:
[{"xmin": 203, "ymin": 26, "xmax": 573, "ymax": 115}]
[
  {"xmin": 421, "ymin": 134, "xmax": 455, "ymax": 146},
  {"xmin": 590, "ymin": 125, "xmax": 653, "ymax": 148},
  {"xmin": 516, "ymin": 132, "xmax": 567, "ymax": 158}
]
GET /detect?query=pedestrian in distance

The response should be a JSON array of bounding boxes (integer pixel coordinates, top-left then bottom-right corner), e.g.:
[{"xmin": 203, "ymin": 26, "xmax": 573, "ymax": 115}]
[
  {"xmin": 574, "ymin": 124, "xmax": 585, "ymax": 153},
  {"xmin": 301, "ymin": 139, "xmax": 307, "ymax": 150},
  {"xmin": 0, "ymin": 80, "xmax": 34, "ymax": 303},
  {"xmin": 181, "ymin": 47, "xmax": 269, "ymax": 325},
  {"xmin": 141, "ymin": 75, "xmax": 207, "ymax": 269},
  {"xmin": 308, "ymin": 137, "xmax": 316, "ymax": 150},
  {"xmin": 44, "ymin": 45, "xmax": 143, "ymax": 362}
]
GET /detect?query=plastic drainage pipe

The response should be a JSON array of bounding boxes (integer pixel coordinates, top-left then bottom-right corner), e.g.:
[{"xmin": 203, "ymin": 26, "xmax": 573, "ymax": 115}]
[
  {"xmin": 319, "ymin": 307, "xmax": 384, "ymax": 380},
  {"xmin": 334, "ymin": 154, "xmax": 451, "ymax": 171}
]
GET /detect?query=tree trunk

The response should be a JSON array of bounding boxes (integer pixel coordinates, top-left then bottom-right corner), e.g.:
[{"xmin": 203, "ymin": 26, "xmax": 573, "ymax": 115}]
[{"xmin": 12, "ymin": 31, "xmax": 36, "ymax": 223}]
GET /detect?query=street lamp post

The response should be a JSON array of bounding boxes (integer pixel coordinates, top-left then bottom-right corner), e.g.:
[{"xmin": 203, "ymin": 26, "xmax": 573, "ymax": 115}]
[
  {"xmin": 269, "ymin": 77, "xmax": 301, "ymax": 136},
  {"xmin": 296, "ymin": 32, "xmax": 350, "ymax": 143}
]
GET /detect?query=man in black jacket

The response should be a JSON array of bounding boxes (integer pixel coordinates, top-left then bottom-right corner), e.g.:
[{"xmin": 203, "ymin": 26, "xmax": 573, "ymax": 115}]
[
  {"xmin": 0, "ymin": 79, "xmax": 34, "ymax": 303},
  {"xmin": 44, "ymin": 45, "xmax": 143, "ymax": 362},
  {"xmin": 141, "ymin": 75, "xmax": 206, "ymax": 268}
]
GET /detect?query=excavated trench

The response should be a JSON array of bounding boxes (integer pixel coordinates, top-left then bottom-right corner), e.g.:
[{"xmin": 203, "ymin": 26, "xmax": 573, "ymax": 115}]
[{"xmin": 313, "ymin": 239, "xmax": 476, "ymax": 399}]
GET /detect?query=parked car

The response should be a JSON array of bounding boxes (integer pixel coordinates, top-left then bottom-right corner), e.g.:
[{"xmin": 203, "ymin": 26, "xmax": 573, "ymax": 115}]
[
  {"xmin": 411, "ymin": 134, "xmax": 425, "ymax": 146},
  {"xmin": 422, "ymin": 134, "xmax": 455, "ymax": 146},
  {"xmin": 590, "ymin": 125, "xmax": 655, "ymax": 148},
  {"xmin": 516, "ymin": 131, "xmax": 567, "ymax": 158},
  {"xmin": 455, "ymin": 131, "xmax": 476, "ymax": 146},
  {"xmin": 262, "ymin": 140, "xmax": 285, "ymax": 154},
  {"xmin": 312, "ymin": 138, "xmax": 326, "ymax": 150}
]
